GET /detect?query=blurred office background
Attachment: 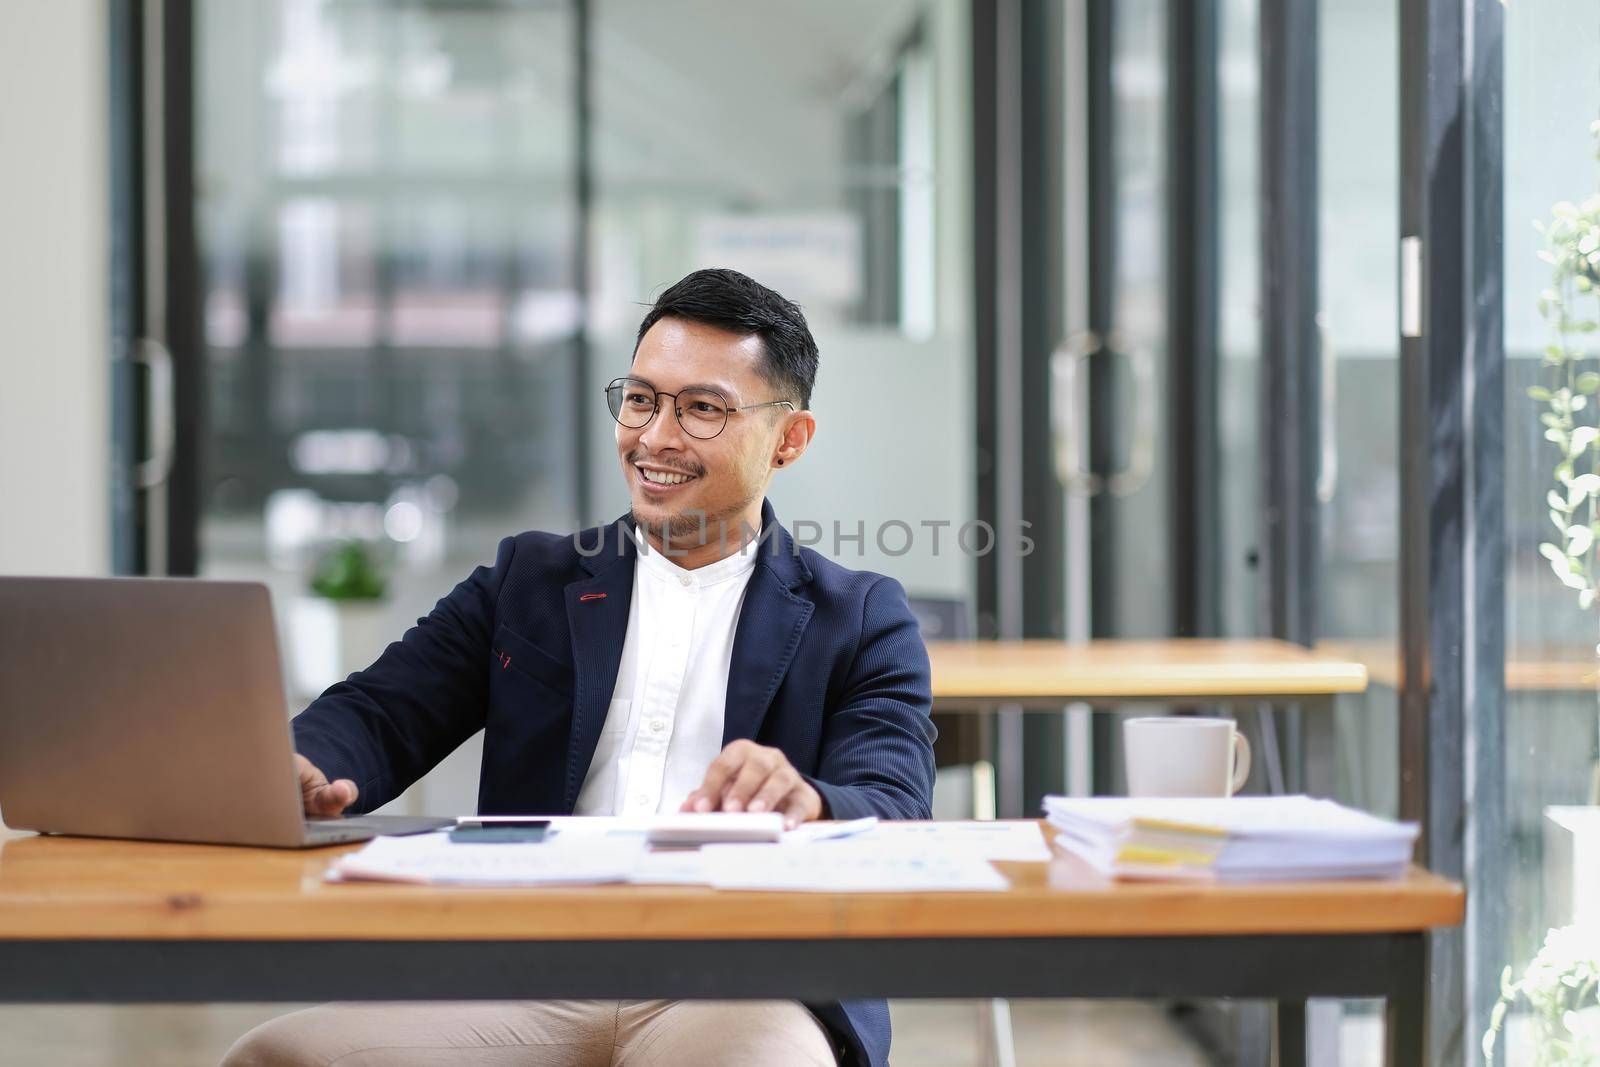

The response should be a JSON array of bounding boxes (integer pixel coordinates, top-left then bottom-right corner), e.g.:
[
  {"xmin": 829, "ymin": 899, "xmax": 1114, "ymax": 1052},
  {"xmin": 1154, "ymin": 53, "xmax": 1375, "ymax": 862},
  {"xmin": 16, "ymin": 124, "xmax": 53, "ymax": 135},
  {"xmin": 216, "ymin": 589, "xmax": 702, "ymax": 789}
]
[{"xmin": 2, "ymin": 0, "xmax": 1598, "ymax": 1064}]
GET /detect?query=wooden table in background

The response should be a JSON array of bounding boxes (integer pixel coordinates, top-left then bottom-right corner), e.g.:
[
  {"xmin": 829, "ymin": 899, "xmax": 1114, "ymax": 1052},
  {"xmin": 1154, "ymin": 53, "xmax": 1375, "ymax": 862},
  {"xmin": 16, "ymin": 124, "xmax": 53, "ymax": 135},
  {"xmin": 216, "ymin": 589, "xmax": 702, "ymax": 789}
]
[
  {"xmin": 0, "ymin": 825, "xmax": 1461, "ymax": 1067},
  {"xmin": 925, "ymin": 639, "xmax": 1371, "ymax": 804},
  {"xmin": 1317, "ymin": 639, "xmax": 1599, "ymax": 693}
]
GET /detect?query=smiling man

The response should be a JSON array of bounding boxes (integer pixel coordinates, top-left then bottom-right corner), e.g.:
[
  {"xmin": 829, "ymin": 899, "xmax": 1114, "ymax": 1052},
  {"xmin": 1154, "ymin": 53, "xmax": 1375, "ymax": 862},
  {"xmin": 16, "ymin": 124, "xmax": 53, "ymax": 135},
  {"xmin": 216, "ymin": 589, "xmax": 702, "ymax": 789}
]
[{"xmin": 223, "ymin": 268, "xmax": 936, "ymax": 1067}]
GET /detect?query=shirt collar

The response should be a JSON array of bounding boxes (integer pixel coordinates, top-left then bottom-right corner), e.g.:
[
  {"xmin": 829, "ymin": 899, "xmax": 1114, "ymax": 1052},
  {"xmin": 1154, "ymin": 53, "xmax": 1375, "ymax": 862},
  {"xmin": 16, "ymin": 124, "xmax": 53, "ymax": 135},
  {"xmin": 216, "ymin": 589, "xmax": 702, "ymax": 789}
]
[{"xmin": 631, "ymin": 524, "xmax": 759, "ymax": 589}]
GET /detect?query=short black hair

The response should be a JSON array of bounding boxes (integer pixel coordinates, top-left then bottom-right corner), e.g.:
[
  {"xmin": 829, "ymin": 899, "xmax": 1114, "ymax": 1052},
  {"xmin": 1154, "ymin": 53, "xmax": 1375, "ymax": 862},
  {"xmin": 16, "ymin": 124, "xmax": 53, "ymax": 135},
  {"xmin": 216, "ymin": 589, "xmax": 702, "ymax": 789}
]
[{"xmin": 634, "ymin": 267, "xmax": 819, "ymax": 410}]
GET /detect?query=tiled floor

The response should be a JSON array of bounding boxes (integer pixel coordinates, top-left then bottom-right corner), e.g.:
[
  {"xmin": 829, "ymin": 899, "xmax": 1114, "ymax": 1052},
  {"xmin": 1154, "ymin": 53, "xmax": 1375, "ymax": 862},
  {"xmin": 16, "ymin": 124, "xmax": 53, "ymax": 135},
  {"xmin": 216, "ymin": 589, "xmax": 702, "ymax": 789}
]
[{"xmin": 0, "ymin": 1000, "xmax": 1209, "ymax": 1066}]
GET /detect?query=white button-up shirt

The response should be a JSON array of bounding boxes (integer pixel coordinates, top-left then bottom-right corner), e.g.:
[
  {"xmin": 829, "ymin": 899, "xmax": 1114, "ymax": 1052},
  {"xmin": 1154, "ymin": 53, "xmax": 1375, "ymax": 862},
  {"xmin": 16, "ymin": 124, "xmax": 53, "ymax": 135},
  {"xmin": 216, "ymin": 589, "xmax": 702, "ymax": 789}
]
[{"xmin": 573, "ymin": 530, "xmax": 758, "ymax": 816}]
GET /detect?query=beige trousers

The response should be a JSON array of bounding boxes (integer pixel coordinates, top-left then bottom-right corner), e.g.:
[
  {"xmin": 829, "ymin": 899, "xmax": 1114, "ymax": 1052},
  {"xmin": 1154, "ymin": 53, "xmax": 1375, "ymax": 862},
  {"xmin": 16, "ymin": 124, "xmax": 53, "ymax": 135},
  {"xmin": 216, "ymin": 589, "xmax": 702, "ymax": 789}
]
[{"xmin": 220, "ymin": 1000, "xmax": 838, "ymax": 1067}]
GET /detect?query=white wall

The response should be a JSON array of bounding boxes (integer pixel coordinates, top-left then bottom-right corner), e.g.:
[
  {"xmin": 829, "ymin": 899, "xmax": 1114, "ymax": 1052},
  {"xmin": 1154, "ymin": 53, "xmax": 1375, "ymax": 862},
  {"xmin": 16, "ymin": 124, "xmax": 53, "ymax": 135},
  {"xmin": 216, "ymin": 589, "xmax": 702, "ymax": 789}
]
[{"xmin": 0, "ymin": 1, "xmax": 109, "ymax": 577}]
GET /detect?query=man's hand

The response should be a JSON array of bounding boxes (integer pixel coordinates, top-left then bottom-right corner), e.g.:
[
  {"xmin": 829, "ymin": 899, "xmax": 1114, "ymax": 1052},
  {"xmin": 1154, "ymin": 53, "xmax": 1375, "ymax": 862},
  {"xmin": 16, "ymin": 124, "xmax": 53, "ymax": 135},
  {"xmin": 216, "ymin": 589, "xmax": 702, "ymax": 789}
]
[
  {"xmin": 679, "ymin": 740, "xmax": 824, "ymax": 829},
  {"xmin": 295, "ymin": 753, "xmax": 358, "ymax": 817}
]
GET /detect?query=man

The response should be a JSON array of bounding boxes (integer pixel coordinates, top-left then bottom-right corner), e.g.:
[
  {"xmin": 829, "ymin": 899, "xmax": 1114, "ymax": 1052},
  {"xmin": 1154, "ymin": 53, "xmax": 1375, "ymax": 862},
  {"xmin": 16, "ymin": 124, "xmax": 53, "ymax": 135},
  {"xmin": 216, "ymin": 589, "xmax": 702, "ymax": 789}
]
[{"xmin": 224, "ymin": 268, "xmax": 936, "ymax": 1067}]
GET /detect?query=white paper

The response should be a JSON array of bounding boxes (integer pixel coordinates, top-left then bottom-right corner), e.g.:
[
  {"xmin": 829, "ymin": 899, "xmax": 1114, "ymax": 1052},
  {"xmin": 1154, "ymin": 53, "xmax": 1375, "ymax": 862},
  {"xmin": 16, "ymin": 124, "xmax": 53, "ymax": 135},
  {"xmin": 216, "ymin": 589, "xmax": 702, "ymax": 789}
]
[
  {"xmin": 332, "ymin": 820, "xmax": 1038, "ymax": 891},
  {"xmin": 700, "ymin": 841, "xmax": 1010, "ymax": 892},
  {"xmin": 782, "ymin": 817, "xmax": 879, "ymax": 844},
  {"xmin": 626, "ymin": 849, "xmax": 711, "ymax": 885},
  {"xmin": 331, "ymin": 831, "xmax": 645, "ymax": 886},
  {"xmin": 831, "ymin": 821, "xmax": 1050, "ymax": 862}
]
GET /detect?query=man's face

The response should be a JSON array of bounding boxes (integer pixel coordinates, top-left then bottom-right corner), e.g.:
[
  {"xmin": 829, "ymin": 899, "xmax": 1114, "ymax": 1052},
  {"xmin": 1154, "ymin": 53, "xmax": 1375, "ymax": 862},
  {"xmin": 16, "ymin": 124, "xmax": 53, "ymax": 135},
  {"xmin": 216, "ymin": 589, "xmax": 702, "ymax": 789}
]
[{"xmin": 617, "ymin": 317, "xmax": 789, "ymax": 541}]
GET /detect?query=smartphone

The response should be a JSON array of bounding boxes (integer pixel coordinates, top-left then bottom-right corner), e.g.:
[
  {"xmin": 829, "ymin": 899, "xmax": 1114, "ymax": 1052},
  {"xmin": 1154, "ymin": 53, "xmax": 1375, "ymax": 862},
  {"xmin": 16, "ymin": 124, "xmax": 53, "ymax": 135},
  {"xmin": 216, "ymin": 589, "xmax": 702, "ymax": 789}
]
[{"xmin": 448, "ymin": 819, "xmax": 551, "ymax": 844}]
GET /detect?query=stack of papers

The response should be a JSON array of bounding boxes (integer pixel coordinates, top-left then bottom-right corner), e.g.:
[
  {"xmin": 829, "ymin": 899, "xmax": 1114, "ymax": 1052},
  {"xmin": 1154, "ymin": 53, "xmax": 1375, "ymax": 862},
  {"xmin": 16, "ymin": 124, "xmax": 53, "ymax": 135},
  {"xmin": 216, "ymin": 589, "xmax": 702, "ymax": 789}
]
[
  {"xmin": 1043, "ymin": 795, "xmax": 1418, "ymax": 882},
  {"xmin": 328, "ymin": 818, "xmax": 1049, "ymax": 892}
]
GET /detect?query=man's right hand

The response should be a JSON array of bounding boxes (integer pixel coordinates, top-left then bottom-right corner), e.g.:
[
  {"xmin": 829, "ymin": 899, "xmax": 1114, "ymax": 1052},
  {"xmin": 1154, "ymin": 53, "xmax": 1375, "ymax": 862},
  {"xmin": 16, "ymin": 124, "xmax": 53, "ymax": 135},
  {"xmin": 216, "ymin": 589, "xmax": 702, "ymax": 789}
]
[{"xmin": 295, "ymin": 753, "xmax": 358, "ymax": 816}]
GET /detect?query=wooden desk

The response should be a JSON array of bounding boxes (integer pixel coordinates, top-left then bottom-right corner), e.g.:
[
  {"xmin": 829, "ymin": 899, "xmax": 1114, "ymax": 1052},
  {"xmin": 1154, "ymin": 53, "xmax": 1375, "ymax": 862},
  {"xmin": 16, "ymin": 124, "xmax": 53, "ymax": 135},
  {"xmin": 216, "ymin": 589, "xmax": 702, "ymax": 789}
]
[
  {"xmin": 926, "ymin": 639, "xmax": 1371, "ymax": 801},
  {"xmin": 0, "ymin": 826, "xmax": 1462, "ymax": 1067},
  {"xmin": 1317, "ymin": 639, "xmax": 1599, "ymax": 693}
]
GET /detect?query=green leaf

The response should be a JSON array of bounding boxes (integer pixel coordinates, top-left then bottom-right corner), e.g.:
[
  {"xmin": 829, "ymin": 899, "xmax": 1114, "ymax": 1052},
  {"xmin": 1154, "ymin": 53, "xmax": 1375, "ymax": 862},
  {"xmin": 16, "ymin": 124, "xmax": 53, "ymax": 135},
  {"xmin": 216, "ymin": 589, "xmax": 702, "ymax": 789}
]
[
  {"xmin": 1532, "ymin": 385, "xmax": 1556, "ymax": 401},
  {"xmin": 1554, "ymin": 509, "xmax": 1570, "ymax": 532},
  {"xmin": 1570, "ymin": 427, "xmax": 1600, "ymax": 456},
  {"xmin": 1542, "ymin": 542, "xmax": 1569, "ymax": 565},
  {"xmin": 1580, "ymin": 373, "xmax": 1600, "ymax": 394},
  {"xmin": 1580, "ymin": 588, "xmax": 1595, "ymax": 610},
  {"xmin": 1550, "ymin": 490, "xmax": 1569, "ymax": 511},
  {"xmin": 1570, "ymin": 471, "xmax": 1600, "ymax": 496}
]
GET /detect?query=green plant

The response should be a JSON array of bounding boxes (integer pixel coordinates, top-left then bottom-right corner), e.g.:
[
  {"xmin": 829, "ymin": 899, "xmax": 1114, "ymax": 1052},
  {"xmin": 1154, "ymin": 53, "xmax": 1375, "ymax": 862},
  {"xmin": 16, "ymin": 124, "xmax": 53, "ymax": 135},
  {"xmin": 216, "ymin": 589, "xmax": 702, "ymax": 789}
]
[
  {"xmin": 1533, "ymin": 121, "xmax": 1600, "ymax": 607},
  {"xmin": 309, "ymin": 539, "xmax": 387, "ymax": 601},
  {"xmin": 1484, "ymin": 925, "xmax": 1600, "ymax": 1065}
]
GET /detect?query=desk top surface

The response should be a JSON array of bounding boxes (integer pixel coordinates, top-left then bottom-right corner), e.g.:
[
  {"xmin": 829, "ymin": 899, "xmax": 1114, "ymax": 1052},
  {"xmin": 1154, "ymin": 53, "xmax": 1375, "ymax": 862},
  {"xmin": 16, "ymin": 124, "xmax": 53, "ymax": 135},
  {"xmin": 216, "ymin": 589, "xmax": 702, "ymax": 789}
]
[
  {"xmin": 926, "ymin": 639, "xmax": 1369, "ymax": 700},
  {"xmin": 1316, "ymin": 639, "xmax": 1599, "ymax": 693},
  {"xmin": 0, "ymin": 824, "xmax": 1461, "ymax": 941}
]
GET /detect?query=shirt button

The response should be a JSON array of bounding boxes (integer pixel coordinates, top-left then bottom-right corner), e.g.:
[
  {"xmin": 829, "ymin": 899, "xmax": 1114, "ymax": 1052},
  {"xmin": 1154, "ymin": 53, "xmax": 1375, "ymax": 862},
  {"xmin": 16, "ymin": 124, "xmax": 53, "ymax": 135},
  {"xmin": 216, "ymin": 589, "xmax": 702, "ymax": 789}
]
[
  {"xmin": 679, "ymin": 575, "xmax": 691, "ymax": 587},
  {"xmin": 636, "ymin": 793, "xmax": 651, "ymax": 806},
  {"xmin": 649, "ymin": 720, "xmax": 664, "ymax": 732}
]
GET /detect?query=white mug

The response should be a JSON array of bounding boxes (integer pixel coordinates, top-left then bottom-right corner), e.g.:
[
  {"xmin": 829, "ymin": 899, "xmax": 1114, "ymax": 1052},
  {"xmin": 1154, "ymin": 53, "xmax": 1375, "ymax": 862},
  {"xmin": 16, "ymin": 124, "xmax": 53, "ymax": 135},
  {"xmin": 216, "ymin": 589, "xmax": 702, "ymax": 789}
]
[{"xmin": 1123, "ymin": 717, "xmax": 1251, "ymax": 798}]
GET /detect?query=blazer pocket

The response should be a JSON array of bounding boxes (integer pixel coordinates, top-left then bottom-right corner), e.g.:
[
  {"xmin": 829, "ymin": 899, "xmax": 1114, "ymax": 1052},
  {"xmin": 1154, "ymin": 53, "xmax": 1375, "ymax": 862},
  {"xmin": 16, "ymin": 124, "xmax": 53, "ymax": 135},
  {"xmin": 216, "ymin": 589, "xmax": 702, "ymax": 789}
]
[{"xmin": 491, "ymin": 623, "xmax": 574, "ymax": 699}]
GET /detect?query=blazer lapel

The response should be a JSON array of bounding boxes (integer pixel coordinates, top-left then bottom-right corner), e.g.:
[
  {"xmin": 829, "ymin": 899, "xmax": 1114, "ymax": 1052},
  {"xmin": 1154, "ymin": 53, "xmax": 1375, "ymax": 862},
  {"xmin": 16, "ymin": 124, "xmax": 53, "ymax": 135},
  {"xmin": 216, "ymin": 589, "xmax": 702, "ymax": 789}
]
[
  {"xmin": 562, "ymin": 518, "xmax": 636, "ymax": 810},
  {"xmin": 722, "ymin": 503, "xmax": 814, "ymax": 745}
]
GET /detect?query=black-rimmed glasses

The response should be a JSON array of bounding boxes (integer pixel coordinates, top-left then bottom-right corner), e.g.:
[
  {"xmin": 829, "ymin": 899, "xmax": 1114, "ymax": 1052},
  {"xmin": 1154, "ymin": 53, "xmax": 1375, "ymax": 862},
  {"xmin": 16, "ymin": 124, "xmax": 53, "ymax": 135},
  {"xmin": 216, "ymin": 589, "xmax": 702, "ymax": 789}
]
[{"xmin": 604, "ymin": 377, "xmax": 795, "ymax": 440}]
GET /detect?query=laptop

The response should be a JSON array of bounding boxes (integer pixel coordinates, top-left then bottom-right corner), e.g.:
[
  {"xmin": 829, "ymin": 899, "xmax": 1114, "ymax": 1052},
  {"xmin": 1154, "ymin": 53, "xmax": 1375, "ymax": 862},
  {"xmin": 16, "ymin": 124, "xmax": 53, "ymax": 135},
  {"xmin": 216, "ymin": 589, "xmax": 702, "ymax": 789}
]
[{"xmin": 0, "ymin": 576, "xmax": 452, "ymax": 848}]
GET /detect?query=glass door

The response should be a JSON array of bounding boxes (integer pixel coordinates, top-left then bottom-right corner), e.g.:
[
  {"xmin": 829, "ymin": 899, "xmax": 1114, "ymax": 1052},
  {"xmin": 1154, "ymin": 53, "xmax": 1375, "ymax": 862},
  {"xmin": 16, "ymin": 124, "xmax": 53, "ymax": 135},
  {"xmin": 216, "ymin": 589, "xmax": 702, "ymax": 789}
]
[
  {"xmin": 1315, "ymin": 0, "xmax": 1403, "ymax": 818},
  {"xmin": 193, "ymin": 0, "xmax": 585, "ymax": 812},
  {"xmin": 1053, "ymin": 0, "xmax": 1172, "ymax": 806},
  {"xmin": 1484, "ymin": 2, "xmax": 1600, "ymax": 1062}
]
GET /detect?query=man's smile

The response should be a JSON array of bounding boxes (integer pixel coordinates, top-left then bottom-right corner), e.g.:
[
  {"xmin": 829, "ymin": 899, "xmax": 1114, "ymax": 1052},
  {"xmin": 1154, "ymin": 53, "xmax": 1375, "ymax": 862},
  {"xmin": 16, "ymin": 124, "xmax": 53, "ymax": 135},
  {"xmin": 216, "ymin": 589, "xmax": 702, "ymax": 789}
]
[{"xmin": 634, "ymin": 461, "xmax": 700, "ymax": 494}]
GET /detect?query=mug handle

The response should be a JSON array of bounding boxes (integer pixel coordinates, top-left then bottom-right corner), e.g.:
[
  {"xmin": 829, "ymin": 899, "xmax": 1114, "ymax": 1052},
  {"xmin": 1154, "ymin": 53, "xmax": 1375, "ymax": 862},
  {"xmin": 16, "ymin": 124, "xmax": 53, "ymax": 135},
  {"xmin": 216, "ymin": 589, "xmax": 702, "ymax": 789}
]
[{"xmin": 1230, "ymin": 731, "xmax": 1252, "ymax": 795}]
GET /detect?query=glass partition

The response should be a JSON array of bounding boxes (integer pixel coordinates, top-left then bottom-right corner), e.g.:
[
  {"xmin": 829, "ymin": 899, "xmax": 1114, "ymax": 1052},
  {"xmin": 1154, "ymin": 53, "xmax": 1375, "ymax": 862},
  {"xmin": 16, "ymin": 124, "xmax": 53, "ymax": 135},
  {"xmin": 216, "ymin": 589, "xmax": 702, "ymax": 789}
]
[
  {"xmin": 587, "ymin": 0, "xmax": 974, "ymax": 604},
  {"xmin": 1485, "ymin": 2, "xmax": 1600, "ymax": 1061},
  {"xmin": 193, "ymin": 0, "xmax": 973, "ymax": 816},
  {"xmin": 196, "ymin": 0, "xmax": 585, "ymax": 813}
]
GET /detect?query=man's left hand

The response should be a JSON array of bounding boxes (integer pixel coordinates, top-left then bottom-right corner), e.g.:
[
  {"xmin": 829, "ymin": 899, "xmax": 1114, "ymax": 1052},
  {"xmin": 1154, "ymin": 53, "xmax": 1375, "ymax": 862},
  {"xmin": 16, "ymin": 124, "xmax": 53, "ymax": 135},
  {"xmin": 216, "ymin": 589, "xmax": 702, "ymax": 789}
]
[{"xmin": 680, "ymin": 739, "xmax": 824, "ymax": 829}]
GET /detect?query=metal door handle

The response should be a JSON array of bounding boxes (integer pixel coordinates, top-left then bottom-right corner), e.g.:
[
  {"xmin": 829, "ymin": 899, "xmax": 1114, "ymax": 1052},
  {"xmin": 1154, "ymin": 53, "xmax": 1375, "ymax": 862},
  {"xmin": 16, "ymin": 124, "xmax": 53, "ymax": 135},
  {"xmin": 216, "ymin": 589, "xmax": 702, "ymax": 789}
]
[
  {"xmin": 133, "ymin": 337, "xmax": 175, "ymax": 490},
  {"xmin": 1316, "ymin": 312, "xmax": 1338, "ymax": 504},
  {"xmin": 1050, "ymin": 331, "xmax": 1158, "ymax": 497},
  {"xmin": 1107, "ymin": 339, "xmax": 1155, "ymax": 497},
  {"xmin": 1051, "ymin": 331, "xmax": 1102, "ymax": 495}
]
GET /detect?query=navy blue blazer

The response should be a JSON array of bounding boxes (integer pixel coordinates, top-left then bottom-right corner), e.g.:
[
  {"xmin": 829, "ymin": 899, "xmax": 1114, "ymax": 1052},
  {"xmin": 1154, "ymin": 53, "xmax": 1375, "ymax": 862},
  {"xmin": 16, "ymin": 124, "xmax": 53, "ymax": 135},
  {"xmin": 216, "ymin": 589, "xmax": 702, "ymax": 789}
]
[{"xmin": 292, "ymin": 499, "xmax": 937, "ymax": 1067}]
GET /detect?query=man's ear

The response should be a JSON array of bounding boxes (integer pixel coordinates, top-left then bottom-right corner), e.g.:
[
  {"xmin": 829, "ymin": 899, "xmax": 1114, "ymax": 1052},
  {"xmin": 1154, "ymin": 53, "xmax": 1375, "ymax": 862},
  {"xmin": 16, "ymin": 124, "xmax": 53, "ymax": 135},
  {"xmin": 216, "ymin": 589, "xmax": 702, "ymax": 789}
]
[{"xmin": 772, "ymin": 410, "xmax": 816, "ymax": 468}]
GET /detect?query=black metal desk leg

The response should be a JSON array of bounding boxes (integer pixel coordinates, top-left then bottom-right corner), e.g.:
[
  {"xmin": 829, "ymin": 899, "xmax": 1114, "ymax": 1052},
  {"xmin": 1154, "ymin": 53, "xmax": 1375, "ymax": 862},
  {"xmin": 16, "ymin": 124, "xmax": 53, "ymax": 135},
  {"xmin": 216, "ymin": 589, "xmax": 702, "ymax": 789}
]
[
  {"xmin": 1385, "ymin": 935, "xmax": 1426, "ymax": 1066},
  {"xmin": 1275, "ymin": 999, "xmax": 1307, "ymax": 1067}
]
